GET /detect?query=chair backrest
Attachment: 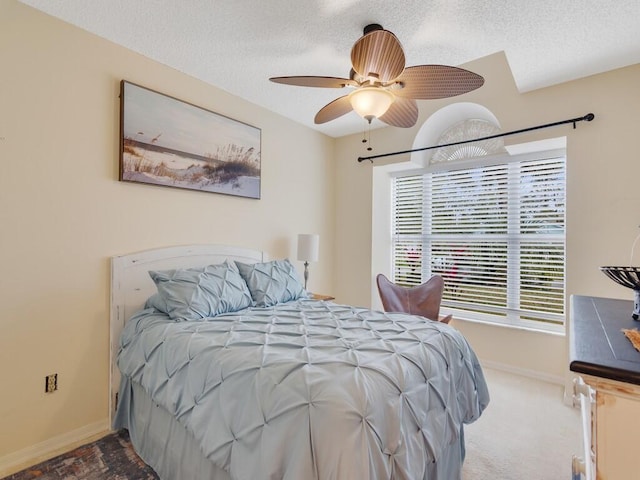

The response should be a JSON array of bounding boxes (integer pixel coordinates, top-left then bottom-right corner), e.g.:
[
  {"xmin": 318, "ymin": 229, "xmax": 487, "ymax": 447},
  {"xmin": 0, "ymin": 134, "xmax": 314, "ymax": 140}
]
[{"xmin": 376, "ymin": 273, "xmax": 444, "ymax": 321}]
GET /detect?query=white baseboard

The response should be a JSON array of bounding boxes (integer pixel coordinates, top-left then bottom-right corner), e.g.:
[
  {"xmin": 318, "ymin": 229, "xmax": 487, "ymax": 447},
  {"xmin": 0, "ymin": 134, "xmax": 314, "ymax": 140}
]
[
  {"xmin": 481, "ymin": 359, "xmax": 565, "ymax": 385},
  {"xmin": 0, "ymin": 419, "xmax": 110, "ymax": 478},
  {"xmin": 483, "ymin": 360, "xmax": 580, "ymax": 407}
]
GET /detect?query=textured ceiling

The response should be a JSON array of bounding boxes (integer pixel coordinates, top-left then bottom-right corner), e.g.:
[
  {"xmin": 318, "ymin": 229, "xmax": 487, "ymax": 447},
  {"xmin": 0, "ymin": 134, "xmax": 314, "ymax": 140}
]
[{"xmin": 19, "ymin": 0, "xmax": 640, "ymax": 138}]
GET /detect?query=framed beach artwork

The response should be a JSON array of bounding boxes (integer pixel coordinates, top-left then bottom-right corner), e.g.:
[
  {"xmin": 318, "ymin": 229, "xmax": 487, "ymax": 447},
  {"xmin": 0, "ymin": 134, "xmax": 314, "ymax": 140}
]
[{"xmin": 119, "ymin": 81, "xmax": 261, "ymax": 199}]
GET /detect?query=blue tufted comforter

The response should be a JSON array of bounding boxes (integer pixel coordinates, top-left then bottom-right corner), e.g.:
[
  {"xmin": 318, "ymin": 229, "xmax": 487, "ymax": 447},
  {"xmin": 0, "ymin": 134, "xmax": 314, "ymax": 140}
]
[{"xmin": 117, "ymin": 299, "xmax": 489, "ymax": 480}]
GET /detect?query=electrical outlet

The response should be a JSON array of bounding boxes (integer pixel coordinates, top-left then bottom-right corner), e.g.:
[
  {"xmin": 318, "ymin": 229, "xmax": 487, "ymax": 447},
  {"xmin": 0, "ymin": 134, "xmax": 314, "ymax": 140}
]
[{"xmin": 45, "ymin": 373, "xmax": 58, "ymax": 393}]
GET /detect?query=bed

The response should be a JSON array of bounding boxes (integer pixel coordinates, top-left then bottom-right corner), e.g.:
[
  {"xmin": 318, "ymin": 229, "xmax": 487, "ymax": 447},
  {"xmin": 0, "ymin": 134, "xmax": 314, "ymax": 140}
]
[{"xmin": 110, "ymin": 244, "xmax": 489, "ymax": 480}]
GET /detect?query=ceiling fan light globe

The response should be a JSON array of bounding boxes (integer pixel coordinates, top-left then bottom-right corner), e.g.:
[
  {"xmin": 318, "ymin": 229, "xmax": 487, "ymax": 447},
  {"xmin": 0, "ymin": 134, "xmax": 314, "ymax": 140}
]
[{"xmin": 349, "ymin": 87, "xmax": 395, "ymax": 120}]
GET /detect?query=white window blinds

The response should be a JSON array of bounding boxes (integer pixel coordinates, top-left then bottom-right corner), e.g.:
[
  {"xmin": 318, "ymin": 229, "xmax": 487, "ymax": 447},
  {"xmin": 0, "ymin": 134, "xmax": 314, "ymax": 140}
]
[{"xmin": 392, "ymin": 155, "xmax": 566, "ymax": 328}]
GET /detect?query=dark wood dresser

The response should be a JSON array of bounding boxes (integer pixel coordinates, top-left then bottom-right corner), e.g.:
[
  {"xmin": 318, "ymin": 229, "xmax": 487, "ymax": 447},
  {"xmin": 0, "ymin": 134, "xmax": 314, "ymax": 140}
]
[{"xmin": 569, "ymin": 295, "xmax": 640, "ymax": 479}]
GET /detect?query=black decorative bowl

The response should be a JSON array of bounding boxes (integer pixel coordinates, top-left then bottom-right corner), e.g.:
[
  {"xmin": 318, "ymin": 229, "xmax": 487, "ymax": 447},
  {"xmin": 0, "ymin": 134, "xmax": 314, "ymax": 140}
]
[{"xmin": 600, "ymin": 266, "xmax": 640, "ymax": 319}]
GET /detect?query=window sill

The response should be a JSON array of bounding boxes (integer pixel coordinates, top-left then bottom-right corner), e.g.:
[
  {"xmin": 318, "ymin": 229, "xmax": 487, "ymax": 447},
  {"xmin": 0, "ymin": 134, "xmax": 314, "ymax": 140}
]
[{"xmin": 444, "ymin": 309, "xmax": 566, "ymax": 336}]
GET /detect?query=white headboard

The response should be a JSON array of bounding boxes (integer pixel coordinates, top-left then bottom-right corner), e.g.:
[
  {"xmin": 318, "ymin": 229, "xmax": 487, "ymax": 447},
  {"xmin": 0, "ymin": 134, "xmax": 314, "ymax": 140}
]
[{"xmin": 109, "ymin": 244, "xmax": 265, "ymax": 425}]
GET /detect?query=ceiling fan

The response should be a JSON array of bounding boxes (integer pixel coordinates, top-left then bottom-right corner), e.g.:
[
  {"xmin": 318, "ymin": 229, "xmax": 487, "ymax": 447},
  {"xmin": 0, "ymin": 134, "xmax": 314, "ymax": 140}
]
[{"xmin": 270, "ymin": 24, "xmax": 484, "ymax": 128}]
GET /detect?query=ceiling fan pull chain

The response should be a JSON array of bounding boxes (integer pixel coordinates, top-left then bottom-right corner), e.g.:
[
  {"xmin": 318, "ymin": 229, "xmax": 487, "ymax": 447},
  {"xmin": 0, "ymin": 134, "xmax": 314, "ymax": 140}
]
[{"xmin": 360, "ymin": 119, "xmax": 373, "ymax": 152}]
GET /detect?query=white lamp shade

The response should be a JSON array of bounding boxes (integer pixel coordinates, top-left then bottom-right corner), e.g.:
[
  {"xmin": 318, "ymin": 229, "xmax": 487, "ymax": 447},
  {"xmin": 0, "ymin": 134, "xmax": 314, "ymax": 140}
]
[
  {"xmin": 297, "ymin": 234, "xmax": 319, "ymax": 262},
  {"xmin": 349, "ymin": 87, "xmax": 395, "ymax": 119}
]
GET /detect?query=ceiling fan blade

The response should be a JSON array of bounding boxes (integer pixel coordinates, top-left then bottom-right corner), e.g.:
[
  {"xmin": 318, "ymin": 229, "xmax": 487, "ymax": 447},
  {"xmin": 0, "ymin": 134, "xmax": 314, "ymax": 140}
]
[
  {"xmin": 393, "ymin": 65, "xmax": 484, "ymax": 99},
  {"xmin": 379, "ymin": 97, "xmax": 418, "ymax": 128},
  {"xmin": 314, "ymin": 95, "xmax": 353, "ymax": 124},
  {"xmin": 270, "ymin": 76, "xmax": 357, "ymax": 88},
  {"xmin": 351, "ymin": 29, "xmax": 405, "ymax": 83}
]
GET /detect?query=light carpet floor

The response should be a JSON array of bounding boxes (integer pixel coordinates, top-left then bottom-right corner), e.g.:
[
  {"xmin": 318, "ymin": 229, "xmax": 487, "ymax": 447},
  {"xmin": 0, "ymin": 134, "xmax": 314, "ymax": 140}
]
[{"xmin": 462, "ymin": 367, "xmax": 582, "ymax": 480}]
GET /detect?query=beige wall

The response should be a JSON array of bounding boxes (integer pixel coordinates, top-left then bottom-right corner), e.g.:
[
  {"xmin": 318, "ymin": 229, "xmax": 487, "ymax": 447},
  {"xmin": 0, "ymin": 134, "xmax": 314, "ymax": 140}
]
[
  {"xmin": 3, "ymin": 0, "xmax": 640, "ymax": 472},
  {"xmin": 0, "ymin": 1, "xmax": 335, "ymax": 468},
  {"xmin": 335, "ymin": 52, "xmax": 640, "ymax": 381}
]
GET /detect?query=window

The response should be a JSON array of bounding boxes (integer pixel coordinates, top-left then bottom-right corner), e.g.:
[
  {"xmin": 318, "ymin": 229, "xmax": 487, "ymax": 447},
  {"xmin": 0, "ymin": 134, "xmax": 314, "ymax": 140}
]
[{"xmin": 392, "ymin": 153, "xmax": 566, "ymax": 331}]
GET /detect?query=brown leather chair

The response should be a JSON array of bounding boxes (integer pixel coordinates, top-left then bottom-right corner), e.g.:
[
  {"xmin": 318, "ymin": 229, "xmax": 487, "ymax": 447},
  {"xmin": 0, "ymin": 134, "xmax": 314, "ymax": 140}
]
[{"xmin": 376, "ymin": 273, "xmax": 452, "ymax": 324}]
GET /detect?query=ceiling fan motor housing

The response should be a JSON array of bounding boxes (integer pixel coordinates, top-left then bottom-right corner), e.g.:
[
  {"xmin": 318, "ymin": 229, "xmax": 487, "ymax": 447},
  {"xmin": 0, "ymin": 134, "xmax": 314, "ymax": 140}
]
[{"xmin": 363, "ymin": 23, "xmax": 384, "ymax": 35}]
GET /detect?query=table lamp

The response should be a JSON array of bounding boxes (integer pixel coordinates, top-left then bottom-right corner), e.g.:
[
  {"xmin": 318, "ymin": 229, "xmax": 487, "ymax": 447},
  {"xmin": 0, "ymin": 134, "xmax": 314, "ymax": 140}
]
[{"xmin": 297, "ymin": 234, "xmax": 319, "ymax": 290}]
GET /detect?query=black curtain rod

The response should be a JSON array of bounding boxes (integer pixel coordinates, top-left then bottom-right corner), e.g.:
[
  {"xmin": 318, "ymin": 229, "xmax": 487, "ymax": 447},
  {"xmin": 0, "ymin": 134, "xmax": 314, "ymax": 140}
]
[{"xmin": 357, "ymin": 112, "xmax": 595, "ymax": 163}]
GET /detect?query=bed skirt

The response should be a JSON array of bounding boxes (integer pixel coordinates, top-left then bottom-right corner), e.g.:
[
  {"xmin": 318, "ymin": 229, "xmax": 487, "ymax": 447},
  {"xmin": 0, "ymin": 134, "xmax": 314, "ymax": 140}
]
[
  {"xmin": 113, "ymin": 378, "xmax": 232, "ymax": 480},
  {"xmin": 113, "ymin": 376, "xmax": 467, "ymax": 480}
]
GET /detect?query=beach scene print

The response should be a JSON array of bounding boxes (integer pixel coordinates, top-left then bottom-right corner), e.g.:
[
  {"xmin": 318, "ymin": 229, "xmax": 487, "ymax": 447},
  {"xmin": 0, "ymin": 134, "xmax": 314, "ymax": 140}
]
[{"xmin": 120, "ymin": 81, "xmax": 261, "ymax": 199}]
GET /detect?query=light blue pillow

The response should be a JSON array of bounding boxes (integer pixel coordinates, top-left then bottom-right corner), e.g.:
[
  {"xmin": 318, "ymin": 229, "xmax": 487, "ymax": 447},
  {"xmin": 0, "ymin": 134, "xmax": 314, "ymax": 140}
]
[
  {"xmin": 144, "ymin": 293, "xmax": 169, "ymax": 313},
  {"xmin": 149, "ymin": 261, "xmax": 252, "ymax": 321},
  {"xmin": 235, "ymin": 259, "xmax": 307, "ymax": 307}
]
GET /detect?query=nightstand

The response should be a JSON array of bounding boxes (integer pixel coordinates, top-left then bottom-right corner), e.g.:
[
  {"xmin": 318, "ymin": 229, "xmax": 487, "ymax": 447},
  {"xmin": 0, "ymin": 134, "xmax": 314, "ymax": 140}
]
[{"xmin": 311, "ymin": 293, "xmax": 335, "ymax": 301}]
